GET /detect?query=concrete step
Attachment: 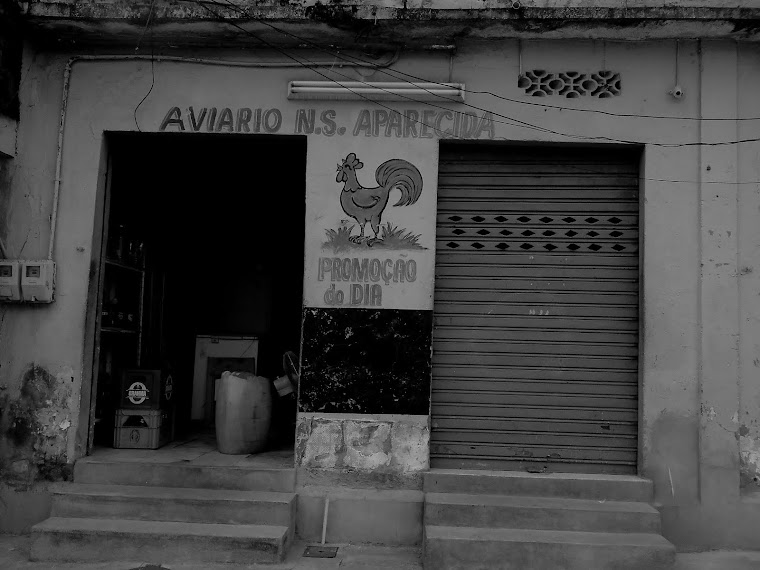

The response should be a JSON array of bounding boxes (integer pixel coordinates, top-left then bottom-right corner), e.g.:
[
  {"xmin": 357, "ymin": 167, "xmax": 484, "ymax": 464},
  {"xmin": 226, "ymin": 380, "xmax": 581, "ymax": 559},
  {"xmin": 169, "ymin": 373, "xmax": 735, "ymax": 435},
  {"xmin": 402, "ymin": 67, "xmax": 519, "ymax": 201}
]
[
  {"xmin": 50, "ymin": 483, "xmax": 295, "ymax": 526},
  {"xmin": 31, "ymin": 517, "xmax": 289, "ymax": 564},
  {"xmin": 424, "ymin": 525, "xmax": 675, "ymax": 570},
  {"xmin": 423, "ymin": 469, "xmax": 652, "ymax": 502},
  {"xmin": 74, "ymin": 459, "xmax": 295, "ymax": 492},
  {"xmin": 425, "ymin": 492, "xmax": 661, "ymax": 533},
  {"xmin": 298, "ymin": 487, "xmax": 424, "ymax": 545}
]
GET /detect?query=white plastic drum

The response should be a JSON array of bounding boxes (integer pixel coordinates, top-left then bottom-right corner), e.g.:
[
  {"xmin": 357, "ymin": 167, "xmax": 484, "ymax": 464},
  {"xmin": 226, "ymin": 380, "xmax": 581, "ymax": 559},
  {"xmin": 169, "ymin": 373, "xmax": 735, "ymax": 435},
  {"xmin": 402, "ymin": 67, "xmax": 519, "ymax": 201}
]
[{"xmin": 215, "ymin": 371, "xmax": 272, "ymax": 454}]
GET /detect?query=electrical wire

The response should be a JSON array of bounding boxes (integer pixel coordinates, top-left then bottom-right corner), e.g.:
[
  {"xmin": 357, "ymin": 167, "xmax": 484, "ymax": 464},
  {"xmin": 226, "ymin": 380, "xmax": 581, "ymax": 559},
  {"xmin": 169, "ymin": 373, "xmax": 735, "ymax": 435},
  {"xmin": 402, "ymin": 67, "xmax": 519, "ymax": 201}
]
[
  {"xmin": 209, "ymin": 0, "xmax": 760, "ymax": 124},
  {"xmin": 192, "ymin": 1, "xmax": 760, "ymax": 149},
  {"xmin": 190, "ymin": 0, "xmax": 631, "ymax": 143},
  {"xmin": 192, "ymin": 0, "xmax": 541, "ymax": 136},
  {"xmin": 133, "ymin": 0, "xmax": 157, "ymax": 132},
  {"xmin": 135, "ymin": 0, "xmax": 155, "ymax": 53},
  {"xmin": 144, "ymin": 1, "xmax": 760, "ymax": 184}
]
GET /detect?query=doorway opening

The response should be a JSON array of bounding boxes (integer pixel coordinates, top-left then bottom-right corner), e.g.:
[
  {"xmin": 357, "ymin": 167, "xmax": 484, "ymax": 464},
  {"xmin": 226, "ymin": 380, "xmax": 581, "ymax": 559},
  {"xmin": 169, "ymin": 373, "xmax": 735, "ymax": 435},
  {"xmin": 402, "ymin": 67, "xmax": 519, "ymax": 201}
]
[{"xmin": 90, "ymin": 132, "xmax": 306, "ymax": 463}]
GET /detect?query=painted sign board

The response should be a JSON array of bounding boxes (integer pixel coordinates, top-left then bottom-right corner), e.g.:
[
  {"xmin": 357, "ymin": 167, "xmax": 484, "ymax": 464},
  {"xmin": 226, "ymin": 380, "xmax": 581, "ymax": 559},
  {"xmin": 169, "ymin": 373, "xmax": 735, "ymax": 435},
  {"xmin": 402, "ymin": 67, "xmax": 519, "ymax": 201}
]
[
  {"xmin": 304, "ymin": 137, "xmax": 439, "ymax": 311},
  {"xmin": 159, "ymin": 105, "xmax": 495, "ymax": 140}
]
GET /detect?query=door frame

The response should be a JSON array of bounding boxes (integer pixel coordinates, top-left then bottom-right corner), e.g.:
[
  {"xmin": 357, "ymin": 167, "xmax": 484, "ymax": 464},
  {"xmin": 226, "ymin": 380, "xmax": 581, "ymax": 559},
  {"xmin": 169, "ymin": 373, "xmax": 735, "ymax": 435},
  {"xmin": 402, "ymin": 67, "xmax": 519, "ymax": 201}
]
[{"xmin": 78, "ymin": 135, "xmax": 113, "ymax": 456}]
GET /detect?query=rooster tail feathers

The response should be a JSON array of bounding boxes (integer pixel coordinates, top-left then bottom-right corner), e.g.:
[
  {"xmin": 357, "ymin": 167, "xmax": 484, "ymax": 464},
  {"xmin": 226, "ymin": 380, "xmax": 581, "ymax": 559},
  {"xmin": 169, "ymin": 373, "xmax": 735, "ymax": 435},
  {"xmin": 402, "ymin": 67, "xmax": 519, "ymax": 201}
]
[{"xmin": 375, "ymin": 159, "xmax": 423, "ymax": 207}]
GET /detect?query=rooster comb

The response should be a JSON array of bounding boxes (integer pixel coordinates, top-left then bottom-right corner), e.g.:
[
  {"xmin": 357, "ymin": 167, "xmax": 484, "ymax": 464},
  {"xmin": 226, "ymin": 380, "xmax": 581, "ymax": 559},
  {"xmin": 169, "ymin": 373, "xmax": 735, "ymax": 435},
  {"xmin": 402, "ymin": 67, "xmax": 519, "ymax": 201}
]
[{"xmin": 341, "ymin": 153, "xmax": 363, "ymax": 169}]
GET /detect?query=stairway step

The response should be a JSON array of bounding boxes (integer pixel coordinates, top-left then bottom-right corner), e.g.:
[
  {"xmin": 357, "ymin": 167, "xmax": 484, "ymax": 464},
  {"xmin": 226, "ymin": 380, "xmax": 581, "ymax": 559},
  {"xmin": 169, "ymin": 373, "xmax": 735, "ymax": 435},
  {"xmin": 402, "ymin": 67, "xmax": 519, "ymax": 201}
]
[
  {"xmin": 74, "ymin": 459, "xmax": 295, "ymax": 492},
  {"xmin": 424, "ymin": 469, "xmax": 652, "ymax": 501},
  {"xmin": 424, "ymin": 525, "xmax": 675, "ymax": 570},
  {"xmin": 50, "ymin": 483, "xmax": 295, "ymax": 525},
  {"xmin": 31, "ymin": 517, "xmax": 288, "ymax": 564},
  {"xmin": 425, "ymin": 492, "xmax": 660, "ymax": 533}
]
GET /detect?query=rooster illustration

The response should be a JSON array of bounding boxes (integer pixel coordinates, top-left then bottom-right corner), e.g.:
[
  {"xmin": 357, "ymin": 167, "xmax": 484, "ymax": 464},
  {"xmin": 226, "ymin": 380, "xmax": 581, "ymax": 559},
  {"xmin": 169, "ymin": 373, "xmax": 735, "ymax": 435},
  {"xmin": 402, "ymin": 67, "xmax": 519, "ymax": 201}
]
[{"xmin": 336, "ymin": 153, "xmax": 423, "ymax": 244}]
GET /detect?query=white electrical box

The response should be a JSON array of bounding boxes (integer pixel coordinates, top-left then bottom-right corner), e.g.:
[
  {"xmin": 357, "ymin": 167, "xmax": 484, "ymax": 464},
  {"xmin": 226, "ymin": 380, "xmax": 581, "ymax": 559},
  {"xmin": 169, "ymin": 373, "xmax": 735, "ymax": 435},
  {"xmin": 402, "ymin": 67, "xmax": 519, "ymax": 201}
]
[
  {"xmin": 20, "ymin": 260, "xmax": 56, "ymax": 303},
  {"xmin": 0, "ymin": 260, "xmax": 22, "ymax": 302}
]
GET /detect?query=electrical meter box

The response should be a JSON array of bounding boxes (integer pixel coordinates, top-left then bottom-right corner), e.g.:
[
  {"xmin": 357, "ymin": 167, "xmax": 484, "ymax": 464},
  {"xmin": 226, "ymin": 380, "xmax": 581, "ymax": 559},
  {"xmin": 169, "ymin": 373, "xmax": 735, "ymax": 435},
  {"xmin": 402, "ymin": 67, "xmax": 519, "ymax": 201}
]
[
  {"xmin": 20, "ymin": 260, "xmax": 56, "ymax": 303},
  {"xmin": 0, "ymin": 260, "xmax": 22, "ymax": 302}
]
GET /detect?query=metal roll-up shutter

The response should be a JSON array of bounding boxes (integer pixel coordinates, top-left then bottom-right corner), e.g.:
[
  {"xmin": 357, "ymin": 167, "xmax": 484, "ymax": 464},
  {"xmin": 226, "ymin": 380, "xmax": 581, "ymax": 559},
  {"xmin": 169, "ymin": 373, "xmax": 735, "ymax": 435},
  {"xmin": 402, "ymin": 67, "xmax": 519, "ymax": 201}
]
[{"xmin": 431, "ymin": 145, "xmax": 640, "ymax": 475}]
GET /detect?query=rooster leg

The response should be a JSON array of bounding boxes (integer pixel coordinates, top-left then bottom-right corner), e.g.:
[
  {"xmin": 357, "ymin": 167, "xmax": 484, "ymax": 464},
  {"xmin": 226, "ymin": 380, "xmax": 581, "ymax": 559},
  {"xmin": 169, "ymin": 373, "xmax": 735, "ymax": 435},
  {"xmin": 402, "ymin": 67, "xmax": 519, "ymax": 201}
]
[
  {"xmin": 366, "ymin": 217, "xmax": 382, "ymax": 246},
  {"xmin": 349, "ymin": 222, "xmax": 367, "ymax": 243}
]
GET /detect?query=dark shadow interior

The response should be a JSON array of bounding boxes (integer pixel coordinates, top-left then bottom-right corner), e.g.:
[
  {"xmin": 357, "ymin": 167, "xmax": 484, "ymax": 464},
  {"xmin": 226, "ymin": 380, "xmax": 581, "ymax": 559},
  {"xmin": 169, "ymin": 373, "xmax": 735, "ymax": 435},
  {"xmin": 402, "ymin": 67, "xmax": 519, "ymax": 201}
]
[{"xmin": 92, "ymin": 132, "xmax": 306, "ymax": 450}]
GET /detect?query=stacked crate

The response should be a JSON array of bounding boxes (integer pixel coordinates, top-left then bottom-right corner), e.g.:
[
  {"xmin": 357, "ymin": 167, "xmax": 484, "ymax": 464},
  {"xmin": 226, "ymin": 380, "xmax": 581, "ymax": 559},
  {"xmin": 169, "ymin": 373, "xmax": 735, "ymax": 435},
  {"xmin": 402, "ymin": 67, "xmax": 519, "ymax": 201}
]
[{"xmin": 114, "ymin": 369, "xmax": 175, "ymax": 449}]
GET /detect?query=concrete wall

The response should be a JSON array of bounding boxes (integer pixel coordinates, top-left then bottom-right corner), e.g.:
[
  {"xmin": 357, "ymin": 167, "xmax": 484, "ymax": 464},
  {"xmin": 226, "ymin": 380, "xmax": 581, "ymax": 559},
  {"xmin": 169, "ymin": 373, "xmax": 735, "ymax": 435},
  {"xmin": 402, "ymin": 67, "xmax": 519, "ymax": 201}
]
[
  {"xmin": 0, "ymin": 48, "xmax": 76, "ymax": 489},
  {"xmin": 295, "ymin": 414, "xmax": 427, "ymax": 544},
  {"xmin": 0, "ymin": 39, "xmax": 758, "ymax": 547},
  {"xmin": 737, "ymin": 44, "xmax": 760, "ymax": 493}
]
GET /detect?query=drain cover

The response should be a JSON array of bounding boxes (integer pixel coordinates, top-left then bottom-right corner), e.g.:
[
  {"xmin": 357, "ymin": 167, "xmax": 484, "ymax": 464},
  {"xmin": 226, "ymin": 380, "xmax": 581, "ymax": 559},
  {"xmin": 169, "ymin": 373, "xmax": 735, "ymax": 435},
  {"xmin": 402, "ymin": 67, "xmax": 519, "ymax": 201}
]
[{"xmin": 303, "ymin": 545, "xmax": 339, "ymax": 558}]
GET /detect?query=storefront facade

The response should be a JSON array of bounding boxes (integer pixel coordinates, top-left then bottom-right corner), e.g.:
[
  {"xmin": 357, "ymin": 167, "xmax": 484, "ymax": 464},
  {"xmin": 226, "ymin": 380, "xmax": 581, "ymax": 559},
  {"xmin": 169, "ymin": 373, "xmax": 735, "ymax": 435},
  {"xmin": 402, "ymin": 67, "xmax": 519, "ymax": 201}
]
[{"xmin": 2, "ymin": 3, "xmax": 760, "ymax": 554}]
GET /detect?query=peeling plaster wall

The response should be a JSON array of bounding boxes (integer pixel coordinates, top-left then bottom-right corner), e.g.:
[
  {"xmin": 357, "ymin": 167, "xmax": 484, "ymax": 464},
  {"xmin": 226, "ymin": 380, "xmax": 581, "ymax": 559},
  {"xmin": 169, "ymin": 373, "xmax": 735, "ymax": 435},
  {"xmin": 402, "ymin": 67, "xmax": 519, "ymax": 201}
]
[
  {"xmin": 26, "ymin": 0, "xmax": 760, "ymax": 15},
  {"xmin": 429, "ymin": 0, "xmax": 760, "ymax": 7},
  {"xmin": 739, "ymin": 433, "xmax": 760, "ymax": 487},
  {"xmin": 296, "ymin": 413, "xmax": 429, "ymax": 478},
  {"xmin": 0, "ymin": 365, "xmax": 74, "ymax": 485},
  {"xmin": 22, "ymin": 1, "xmax": 760, "ymax": 52},
  {"xmin": 737, "ymin": 43, "xmax": 760, "ymax": 493},
  {"xmin": 0, "ymin": 44, "xmax": 82, "ymax": 498}
]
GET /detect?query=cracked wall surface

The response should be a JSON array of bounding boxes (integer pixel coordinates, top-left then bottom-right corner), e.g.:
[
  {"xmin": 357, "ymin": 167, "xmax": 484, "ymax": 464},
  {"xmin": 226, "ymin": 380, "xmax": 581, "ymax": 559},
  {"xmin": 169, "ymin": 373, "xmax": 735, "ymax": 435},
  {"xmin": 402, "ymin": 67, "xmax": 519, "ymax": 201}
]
[
  {"xmin": 296, "ymin": 414, "xmax": 429, "ymax": 474},
  {"xmin": 739, "ymin": 432, "xmax": 760, "ymax": 488},
  {"xmin": 0, "ymin": 47, "xmax": 82, "ymax": 499}
]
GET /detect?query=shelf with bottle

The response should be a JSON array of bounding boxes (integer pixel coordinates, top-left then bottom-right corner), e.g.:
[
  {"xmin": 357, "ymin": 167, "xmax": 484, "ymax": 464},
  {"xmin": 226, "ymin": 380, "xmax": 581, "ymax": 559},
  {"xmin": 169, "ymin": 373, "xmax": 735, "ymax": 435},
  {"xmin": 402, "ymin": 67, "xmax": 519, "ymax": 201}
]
[
  {"xmin": 105, "ymin": 258, "xmax": 144, "ymax": 273},
  {"xmin": 106, "ymin": 223, "xmax": 146, "ymax": 271},
  {"xmin": 101, "ymin": 283, "xmax": 140, "ymax": 331},
  {"xmin": 100, "ymin": 234, "xmax": 145, "ymax": 335},
  {"xmin": 101, "ymin": 326, "xmax": 139, "ymax": 335}
]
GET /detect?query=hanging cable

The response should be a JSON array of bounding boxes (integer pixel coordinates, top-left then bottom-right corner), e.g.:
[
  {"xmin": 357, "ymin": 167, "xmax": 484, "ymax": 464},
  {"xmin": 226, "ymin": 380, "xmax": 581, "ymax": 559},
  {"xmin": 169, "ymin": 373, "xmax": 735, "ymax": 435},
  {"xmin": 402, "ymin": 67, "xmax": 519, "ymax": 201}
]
[
  {"xmin": 208, "ymin": 2, "xmax": 760, "ymax": 123},
  {"xmin": 181, "ymin": 2, "xmax": 760, "ymax": 184},
  {"xmin": 50, "ymin": 4, "xmax": 760, "ymax": 186},
  {"xmin": 45, "ymin": 46, "xmax": 401, "ymax": 261},
  {"xmin": 192, "ymin": 0, "xmax": 554, "ymax": 138},
  {"xmin": 133, "ymin": 0, "xmax": 157, "ymax": 132},
  {"xmin": 191, "ymin": 0, "xmax": 760, "ymax": 148}
]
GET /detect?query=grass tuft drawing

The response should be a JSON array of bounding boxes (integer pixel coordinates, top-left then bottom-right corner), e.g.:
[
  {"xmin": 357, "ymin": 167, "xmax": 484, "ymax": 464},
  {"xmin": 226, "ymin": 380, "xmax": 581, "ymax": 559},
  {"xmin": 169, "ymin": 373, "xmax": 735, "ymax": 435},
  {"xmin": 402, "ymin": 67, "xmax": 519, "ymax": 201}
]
[{"xmin": 323, "ymin": 222, "xmax": 426, "ymax": 253}]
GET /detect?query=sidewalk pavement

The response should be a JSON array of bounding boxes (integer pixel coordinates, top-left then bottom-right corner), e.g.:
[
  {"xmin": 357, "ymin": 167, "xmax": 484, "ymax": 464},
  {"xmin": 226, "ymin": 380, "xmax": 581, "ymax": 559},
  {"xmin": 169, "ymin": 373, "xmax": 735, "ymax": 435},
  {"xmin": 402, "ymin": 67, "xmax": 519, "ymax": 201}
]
[
  {"xmin": 2, "ymin": 534, "xmax": 760, "ymax": 569},
  {"xmin": 0, "ymin": 535, "xmax": 423, "ymax": 570},
  {"xmin": 674, "ymin": 551, "xmax": 760, "ymax": 570}
]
